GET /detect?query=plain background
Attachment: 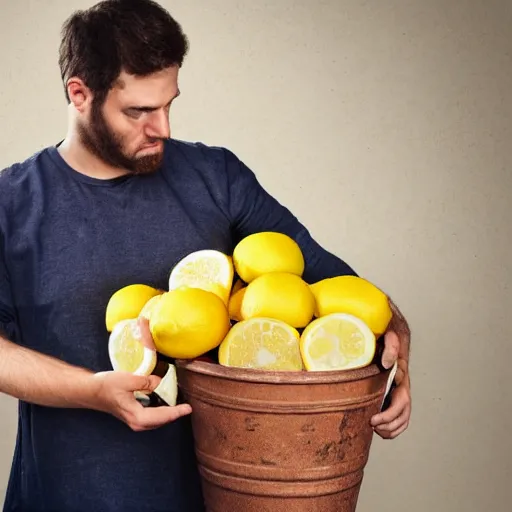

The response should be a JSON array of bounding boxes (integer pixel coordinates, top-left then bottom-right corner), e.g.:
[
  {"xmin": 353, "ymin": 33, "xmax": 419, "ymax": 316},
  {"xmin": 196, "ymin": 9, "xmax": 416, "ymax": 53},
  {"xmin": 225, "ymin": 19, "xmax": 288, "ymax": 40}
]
[{"xmin": 0, "ymin": 1, "xmax": 511, "ymax": 510}]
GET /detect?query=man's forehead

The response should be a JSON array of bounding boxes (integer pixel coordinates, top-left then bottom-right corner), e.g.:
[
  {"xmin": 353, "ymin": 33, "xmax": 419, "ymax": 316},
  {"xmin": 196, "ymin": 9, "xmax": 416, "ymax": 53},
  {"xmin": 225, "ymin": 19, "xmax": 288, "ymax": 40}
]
[{"xmin": 112, "ymin": 67, "xmax": 179, "ymax": 98}]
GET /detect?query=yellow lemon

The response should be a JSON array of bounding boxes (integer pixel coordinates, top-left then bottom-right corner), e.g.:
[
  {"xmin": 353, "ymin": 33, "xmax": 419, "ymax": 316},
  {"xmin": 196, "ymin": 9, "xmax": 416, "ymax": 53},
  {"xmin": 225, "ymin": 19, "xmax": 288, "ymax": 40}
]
[
  {"xmin": 106, "ymin": 284, "xmax": 163, "ymax": 332},
  {"xmin": 300, "ymin": 313, "xmax": 376, "ymax": 371},
  {"xmin": 168, "ymin": 250, "xmax": 234, "ymax": 305},
  {"xmin": 241, "ymin": 272, "xmax": 315, "ymax": 328},
  {"xmin": 228, "ymin": 286, "xmax": 246, "ymax": 322},
  {"xmin": 310, "ymin": 275, "xmax": 392, "ymax": 336},
  {"xmin": 108, "ymin": 319, "xmax": 157, "ymax": 375},
  {"xmin": 139, "ymin": 293, "xmax": 164, "ymax": 321},
  {"xmin": 233, "ymin": 232, "xmax": 304, "ymax": 283},
  {"xmin": 150, "ymin": 288, "xmax": 230, "ymax": 359},
  {"xmin": 219, "ymin": 317, "xmax": 303, "ymax": 371}
]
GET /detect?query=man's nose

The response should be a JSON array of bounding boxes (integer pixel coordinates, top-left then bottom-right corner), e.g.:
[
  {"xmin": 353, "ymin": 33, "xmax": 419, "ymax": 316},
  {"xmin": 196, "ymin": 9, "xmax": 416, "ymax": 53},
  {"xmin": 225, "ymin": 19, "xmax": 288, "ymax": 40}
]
[{"xmin": 145, "ymin": 110, "xmax": 171, "ymax": 140}]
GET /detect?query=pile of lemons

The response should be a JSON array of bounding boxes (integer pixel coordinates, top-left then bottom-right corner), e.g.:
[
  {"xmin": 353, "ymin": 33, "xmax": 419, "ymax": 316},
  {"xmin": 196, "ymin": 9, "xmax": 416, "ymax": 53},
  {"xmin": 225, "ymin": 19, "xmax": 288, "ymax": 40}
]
[{"xmin": 105, "ymin": 232, "xmax": 392, "ymax": 386}]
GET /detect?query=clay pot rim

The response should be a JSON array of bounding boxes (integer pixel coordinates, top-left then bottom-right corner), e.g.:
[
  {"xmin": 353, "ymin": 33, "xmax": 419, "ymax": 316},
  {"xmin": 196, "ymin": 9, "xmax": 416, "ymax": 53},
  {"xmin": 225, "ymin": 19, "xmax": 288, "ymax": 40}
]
[{"xmin": 175, "ymin": 359, "xmax": 383, "ymax": 384}]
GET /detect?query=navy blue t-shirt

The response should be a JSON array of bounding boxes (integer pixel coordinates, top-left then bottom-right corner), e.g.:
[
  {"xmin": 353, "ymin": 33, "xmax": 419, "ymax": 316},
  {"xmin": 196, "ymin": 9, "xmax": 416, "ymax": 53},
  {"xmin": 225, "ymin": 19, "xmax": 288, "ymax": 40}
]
[{"xmin": 0, "ymin": 139, "xmax": 356, "ymax": 511}]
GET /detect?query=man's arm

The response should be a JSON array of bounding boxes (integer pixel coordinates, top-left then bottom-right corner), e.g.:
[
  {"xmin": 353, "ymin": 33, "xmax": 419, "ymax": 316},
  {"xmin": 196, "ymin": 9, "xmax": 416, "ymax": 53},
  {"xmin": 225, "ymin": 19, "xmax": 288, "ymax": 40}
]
[
  {"xmin": 0, "ymin": 334, "xmax": 97, "ymax": 408},
  {"xmin": 0, "ymin": 322, "xmax": 191, "ymax": 431},
  {"xmin": 224, "ymin": 149, "xmax": 357, "ymax": 283}
]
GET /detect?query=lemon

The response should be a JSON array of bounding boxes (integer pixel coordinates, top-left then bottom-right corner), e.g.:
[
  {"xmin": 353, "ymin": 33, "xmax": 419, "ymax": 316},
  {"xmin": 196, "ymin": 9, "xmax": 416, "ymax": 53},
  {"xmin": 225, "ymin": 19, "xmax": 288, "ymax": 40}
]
[
  {"xmin": 233, "ymin": 232, "xmax": 305, "ymax": 283},
  {"xmin": 228, "ymin": 286, "xmax": 246, "ymax": 322},
  {"xmin": 219, "ymin": 318, "xmax": 303, "ymax": 371},
  {"xmin": 310, "ymin": 275, "xmax": 392, "ymax": 336},
  {"xmin": 153, "ymin": 363, "xmax": 179, "ymax": 406},
  {"xmin": 168, "ymin": 250, "xmax": 234, "ymax": 305},
  {"xmin": 108, "ymin": 319, "xmax": 157, "ymax": 375},
  {"xmin": 150, "ymin": 288, "xmax": 230, "ymax": 359},
  {"xmin": 106, "ymin": 284, "xmax": 163, "ymax": 332},
  {"xmin": 300, "ymin": 313, "xmax": 376, "ymax": 371},
  {"xmin": 139, "ymin": 293, "xmax": 164, "ymax": 321},
  {"xmin": 241, "ymin": 272, "xmax": 315, "ymax": 328}
]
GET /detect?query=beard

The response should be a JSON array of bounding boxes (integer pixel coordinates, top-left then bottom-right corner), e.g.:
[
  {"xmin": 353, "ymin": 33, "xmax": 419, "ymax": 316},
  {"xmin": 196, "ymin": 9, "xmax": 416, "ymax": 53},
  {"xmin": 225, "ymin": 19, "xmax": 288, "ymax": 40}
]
[{"xmin": 77, "ymin": 99, "xmax": 165, "ymax": 175}]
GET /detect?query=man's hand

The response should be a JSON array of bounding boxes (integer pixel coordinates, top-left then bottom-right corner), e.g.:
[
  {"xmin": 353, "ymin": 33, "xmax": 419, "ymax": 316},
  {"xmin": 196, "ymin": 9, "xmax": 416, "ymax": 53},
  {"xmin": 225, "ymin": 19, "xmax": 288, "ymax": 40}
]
[
  {"xmin": 90, "ymin": 318, "xmax": 191, "ymax": 431},
  {"xmin": 371, "ymin": 300, "xmax": 412, "ymax": 439},
  {"xmin": 90, "ymin": 370, "xmax": 192, "ymax": 432}
]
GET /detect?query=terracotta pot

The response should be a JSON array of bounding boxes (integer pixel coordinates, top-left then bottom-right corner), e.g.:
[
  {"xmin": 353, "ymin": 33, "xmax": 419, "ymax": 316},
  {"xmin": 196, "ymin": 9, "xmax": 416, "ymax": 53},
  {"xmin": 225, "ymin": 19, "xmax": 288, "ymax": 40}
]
[{"xmin": 175, "ymin": 360, "xmax": 392, "ymax": 512}]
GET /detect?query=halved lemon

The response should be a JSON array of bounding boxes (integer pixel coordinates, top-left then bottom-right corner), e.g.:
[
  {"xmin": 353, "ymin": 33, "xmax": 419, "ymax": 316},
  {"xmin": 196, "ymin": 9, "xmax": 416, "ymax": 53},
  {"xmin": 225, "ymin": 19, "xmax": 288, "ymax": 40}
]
[
  {"xmin": 168, "ymin": 250, "xmax": 234, "ymax": 305},
  {"xmin": 108, "ymin": 319, "xmax": 157, "ymax": 375},
  {"xmin": 300, "ymin": 313, "xmax": 376, "ymax": 371},
  {"xmin": 218, "ymin": 318, "xmax": 303, "ymax": 371}
]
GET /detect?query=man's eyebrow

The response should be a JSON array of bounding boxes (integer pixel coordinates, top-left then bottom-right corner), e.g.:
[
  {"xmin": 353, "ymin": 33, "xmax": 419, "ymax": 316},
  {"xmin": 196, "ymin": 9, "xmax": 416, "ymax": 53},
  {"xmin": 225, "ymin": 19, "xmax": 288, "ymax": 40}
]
[{"xmin": 125, "ymin": 90, "xmax": 181, "ymax": 112}]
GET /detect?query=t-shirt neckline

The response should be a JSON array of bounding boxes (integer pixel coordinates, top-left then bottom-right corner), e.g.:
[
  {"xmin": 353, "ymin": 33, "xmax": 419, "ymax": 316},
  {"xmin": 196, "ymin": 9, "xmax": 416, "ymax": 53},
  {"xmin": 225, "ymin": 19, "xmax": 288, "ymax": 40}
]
[{"xmin": 47, "ymin": 142, "xmax": 139, "ymax": 187}]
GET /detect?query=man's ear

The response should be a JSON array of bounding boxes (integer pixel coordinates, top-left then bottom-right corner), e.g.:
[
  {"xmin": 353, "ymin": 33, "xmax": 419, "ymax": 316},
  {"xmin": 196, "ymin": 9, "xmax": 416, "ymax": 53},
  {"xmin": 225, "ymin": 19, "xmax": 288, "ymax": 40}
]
[{"xmin": 66, "ymin": 77, "xmax": 93, "ymax": 113}]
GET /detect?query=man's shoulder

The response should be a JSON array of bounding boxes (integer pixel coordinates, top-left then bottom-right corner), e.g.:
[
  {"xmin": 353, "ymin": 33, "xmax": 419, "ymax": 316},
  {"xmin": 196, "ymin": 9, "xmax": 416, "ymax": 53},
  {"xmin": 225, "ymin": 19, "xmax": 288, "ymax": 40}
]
[
  {"xmin": 0, "ymin": 147, "xmax": 53, "ymax": 214},
  {"xmin": 165, "ymin": 138, "xmax": 241, "ymax": 170},
  {"xmin": 0, "ymin": 147, "xmax": 50, "ymax": 188}
]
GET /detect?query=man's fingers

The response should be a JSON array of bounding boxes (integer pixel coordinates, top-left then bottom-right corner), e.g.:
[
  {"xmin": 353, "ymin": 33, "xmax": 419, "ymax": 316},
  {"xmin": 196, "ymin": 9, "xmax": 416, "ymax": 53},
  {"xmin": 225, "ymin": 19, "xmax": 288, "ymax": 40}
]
[
  {"xmin": 129, "ymin": 403, "xmax": 193, "ymax": 431},
  {"xmin": 371, "ymin": 384, "xmax": 410, "ymax": 426},
  {"xmin": 371, "ymin": 399, "xmax": 404, "ymax": 427},
  {"xmin": 137, "ymin": 317, "xmax": 157, "ymax": 350},
  {"xmin": 112, "ymin": 372, "xmax": 161, "ymax": 393},
  {"xmin": 376, "ymin": 420, "xmax": 409, "ymax": 440},
  {"xmin": 374, "ymin": 404, "xmax": 410, "ymax": 433},
  {"xmin": 382, "ymin": 330, "xmax": 400, "ymax": 369}
]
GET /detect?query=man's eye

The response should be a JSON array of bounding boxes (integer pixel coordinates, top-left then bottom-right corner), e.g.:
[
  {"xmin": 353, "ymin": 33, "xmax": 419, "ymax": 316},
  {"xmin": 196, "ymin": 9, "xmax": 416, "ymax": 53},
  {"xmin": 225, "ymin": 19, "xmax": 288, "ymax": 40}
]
[{"xmin": 126, "ymin": 109, "xmax": 143, "ymax": 119}]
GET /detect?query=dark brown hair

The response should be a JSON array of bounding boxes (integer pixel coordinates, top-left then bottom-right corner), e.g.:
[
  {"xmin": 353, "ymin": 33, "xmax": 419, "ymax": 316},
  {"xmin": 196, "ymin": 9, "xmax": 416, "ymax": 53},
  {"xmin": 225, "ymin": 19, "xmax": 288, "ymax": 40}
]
[{"xmin": 58, "ymin": 0, "xmax": 188, "ymax": 104}]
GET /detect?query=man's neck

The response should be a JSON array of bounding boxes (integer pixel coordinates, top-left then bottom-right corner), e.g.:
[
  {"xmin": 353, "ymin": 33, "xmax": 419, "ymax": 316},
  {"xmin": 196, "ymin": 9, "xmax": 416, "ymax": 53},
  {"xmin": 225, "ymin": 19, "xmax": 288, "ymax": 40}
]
[{"xmin": 58, "ymin": 134, "xmax": 128, "ymax": 180}]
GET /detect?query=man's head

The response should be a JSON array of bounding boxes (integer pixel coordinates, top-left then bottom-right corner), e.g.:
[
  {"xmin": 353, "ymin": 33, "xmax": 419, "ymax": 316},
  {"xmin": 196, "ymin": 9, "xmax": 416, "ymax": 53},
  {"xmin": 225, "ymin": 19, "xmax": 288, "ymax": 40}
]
[{"xmin": 59, "ymin": 0, "xmax": 188, "ymax": 174}]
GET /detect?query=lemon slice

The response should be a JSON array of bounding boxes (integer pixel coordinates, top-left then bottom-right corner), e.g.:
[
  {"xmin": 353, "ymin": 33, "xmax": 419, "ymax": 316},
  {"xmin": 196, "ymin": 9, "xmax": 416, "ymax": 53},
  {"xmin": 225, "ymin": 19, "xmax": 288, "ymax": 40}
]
[
  {"xmin": 218, "ymin": 318, "xmax": 303, "ymax": 371},
  {"xmin": 300, "ymin": 313, "xmax": 376, "ymax": 371},
  {"xmin": 168, "ymin": 250, "xmax": 234, "ymax": 305},
  {"xmin": 153, "ymin": 363, "xmax": 179, "ymax": 406},
  {"xmin": 108, "ymin": 319, "xmax": 157, "ymax": 375}
]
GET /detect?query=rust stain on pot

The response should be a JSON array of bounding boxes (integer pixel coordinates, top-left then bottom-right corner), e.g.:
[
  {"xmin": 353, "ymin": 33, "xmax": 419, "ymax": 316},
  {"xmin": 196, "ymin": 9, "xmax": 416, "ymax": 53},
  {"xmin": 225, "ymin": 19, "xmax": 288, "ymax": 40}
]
[
  {"xmin": 315, "ymin": 441, "xmax": 346, "ymax": 463},
  {"xmin": 245, "ymin": 417, "xmax": 260, "ymax": 431},
  {"xmin": 213, "ymin": 426, "xmax": 227, "ymax": 442}
]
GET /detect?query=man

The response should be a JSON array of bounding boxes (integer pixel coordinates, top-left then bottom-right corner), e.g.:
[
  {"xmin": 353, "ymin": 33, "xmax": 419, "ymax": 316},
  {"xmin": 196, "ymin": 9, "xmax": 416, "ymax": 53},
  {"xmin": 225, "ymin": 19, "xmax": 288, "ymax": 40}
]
[{"xmin": 0, "ymin": 0, "xmax": 411, "ymax": 510}]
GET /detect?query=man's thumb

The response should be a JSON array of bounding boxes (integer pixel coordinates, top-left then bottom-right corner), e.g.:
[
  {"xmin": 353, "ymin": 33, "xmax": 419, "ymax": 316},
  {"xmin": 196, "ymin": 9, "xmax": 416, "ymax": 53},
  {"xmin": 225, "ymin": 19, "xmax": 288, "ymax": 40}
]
[{"xmin": 128, "ymin": 373, "xmax": 161, "ymax": 393}]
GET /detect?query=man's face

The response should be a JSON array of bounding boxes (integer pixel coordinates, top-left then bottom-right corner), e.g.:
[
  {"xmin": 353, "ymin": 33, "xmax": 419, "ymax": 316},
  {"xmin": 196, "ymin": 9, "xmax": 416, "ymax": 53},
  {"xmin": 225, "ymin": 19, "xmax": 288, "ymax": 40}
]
[{"xmin": 78, "ymin": 66, "xmax": 180, "ymax": 174}]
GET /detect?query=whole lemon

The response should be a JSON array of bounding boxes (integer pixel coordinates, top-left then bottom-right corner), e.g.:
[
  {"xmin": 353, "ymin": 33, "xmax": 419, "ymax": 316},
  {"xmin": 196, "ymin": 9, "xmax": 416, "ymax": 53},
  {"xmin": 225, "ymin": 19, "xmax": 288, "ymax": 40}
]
[
  {"xmin": 105, "ymin": 284, "xmax": 163, "ymax": 332},
  {"xmin": 310, "ymin": 275, "xmax": 392, "ymax": 336},
  {"xmin": 149, "ymin": 288, "xmax": 230, "ymax": 359},
  {"xmin": 228, "ymin": 286, "xmax": 246, "ymax": 322},
  {"xmin": 233, "ymin": 232, "xmax": 305, "ymax": 283},
  {"xmin": 241, "ymin": 272, "xmax": 315, "ymax": 328}
]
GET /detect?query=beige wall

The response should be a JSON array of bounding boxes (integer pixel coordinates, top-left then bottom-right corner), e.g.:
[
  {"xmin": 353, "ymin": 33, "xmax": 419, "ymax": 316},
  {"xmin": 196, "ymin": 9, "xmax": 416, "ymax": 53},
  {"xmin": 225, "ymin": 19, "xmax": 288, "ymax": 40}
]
[{"xmin": 1, "ymin": 0, "xmax": 511, "ymax": 510}]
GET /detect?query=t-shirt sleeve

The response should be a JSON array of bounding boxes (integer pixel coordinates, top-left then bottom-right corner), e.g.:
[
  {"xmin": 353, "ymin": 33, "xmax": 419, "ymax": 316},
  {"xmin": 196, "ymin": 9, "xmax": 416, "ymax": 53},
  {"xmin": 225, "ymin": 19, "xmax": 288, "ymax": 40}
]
[
  {"xmin": 224, "ymin": 149, "xmax": 358, "ymax": 283},
  {"xmin": 0, "ymin": 218, "xmax": 17, "ymax": 342}
]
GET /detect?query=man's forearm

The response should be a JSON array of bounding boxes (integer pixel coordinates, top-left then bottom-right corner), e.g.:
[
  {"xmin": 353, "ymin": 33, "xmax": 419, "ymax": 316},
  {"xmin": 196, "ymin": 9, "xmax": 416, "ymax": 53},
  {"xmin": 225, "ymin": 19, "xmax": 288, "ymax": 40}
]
[{"xmin": 0, "ymin": 335, "xmax": 98, "ymax": 409}]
